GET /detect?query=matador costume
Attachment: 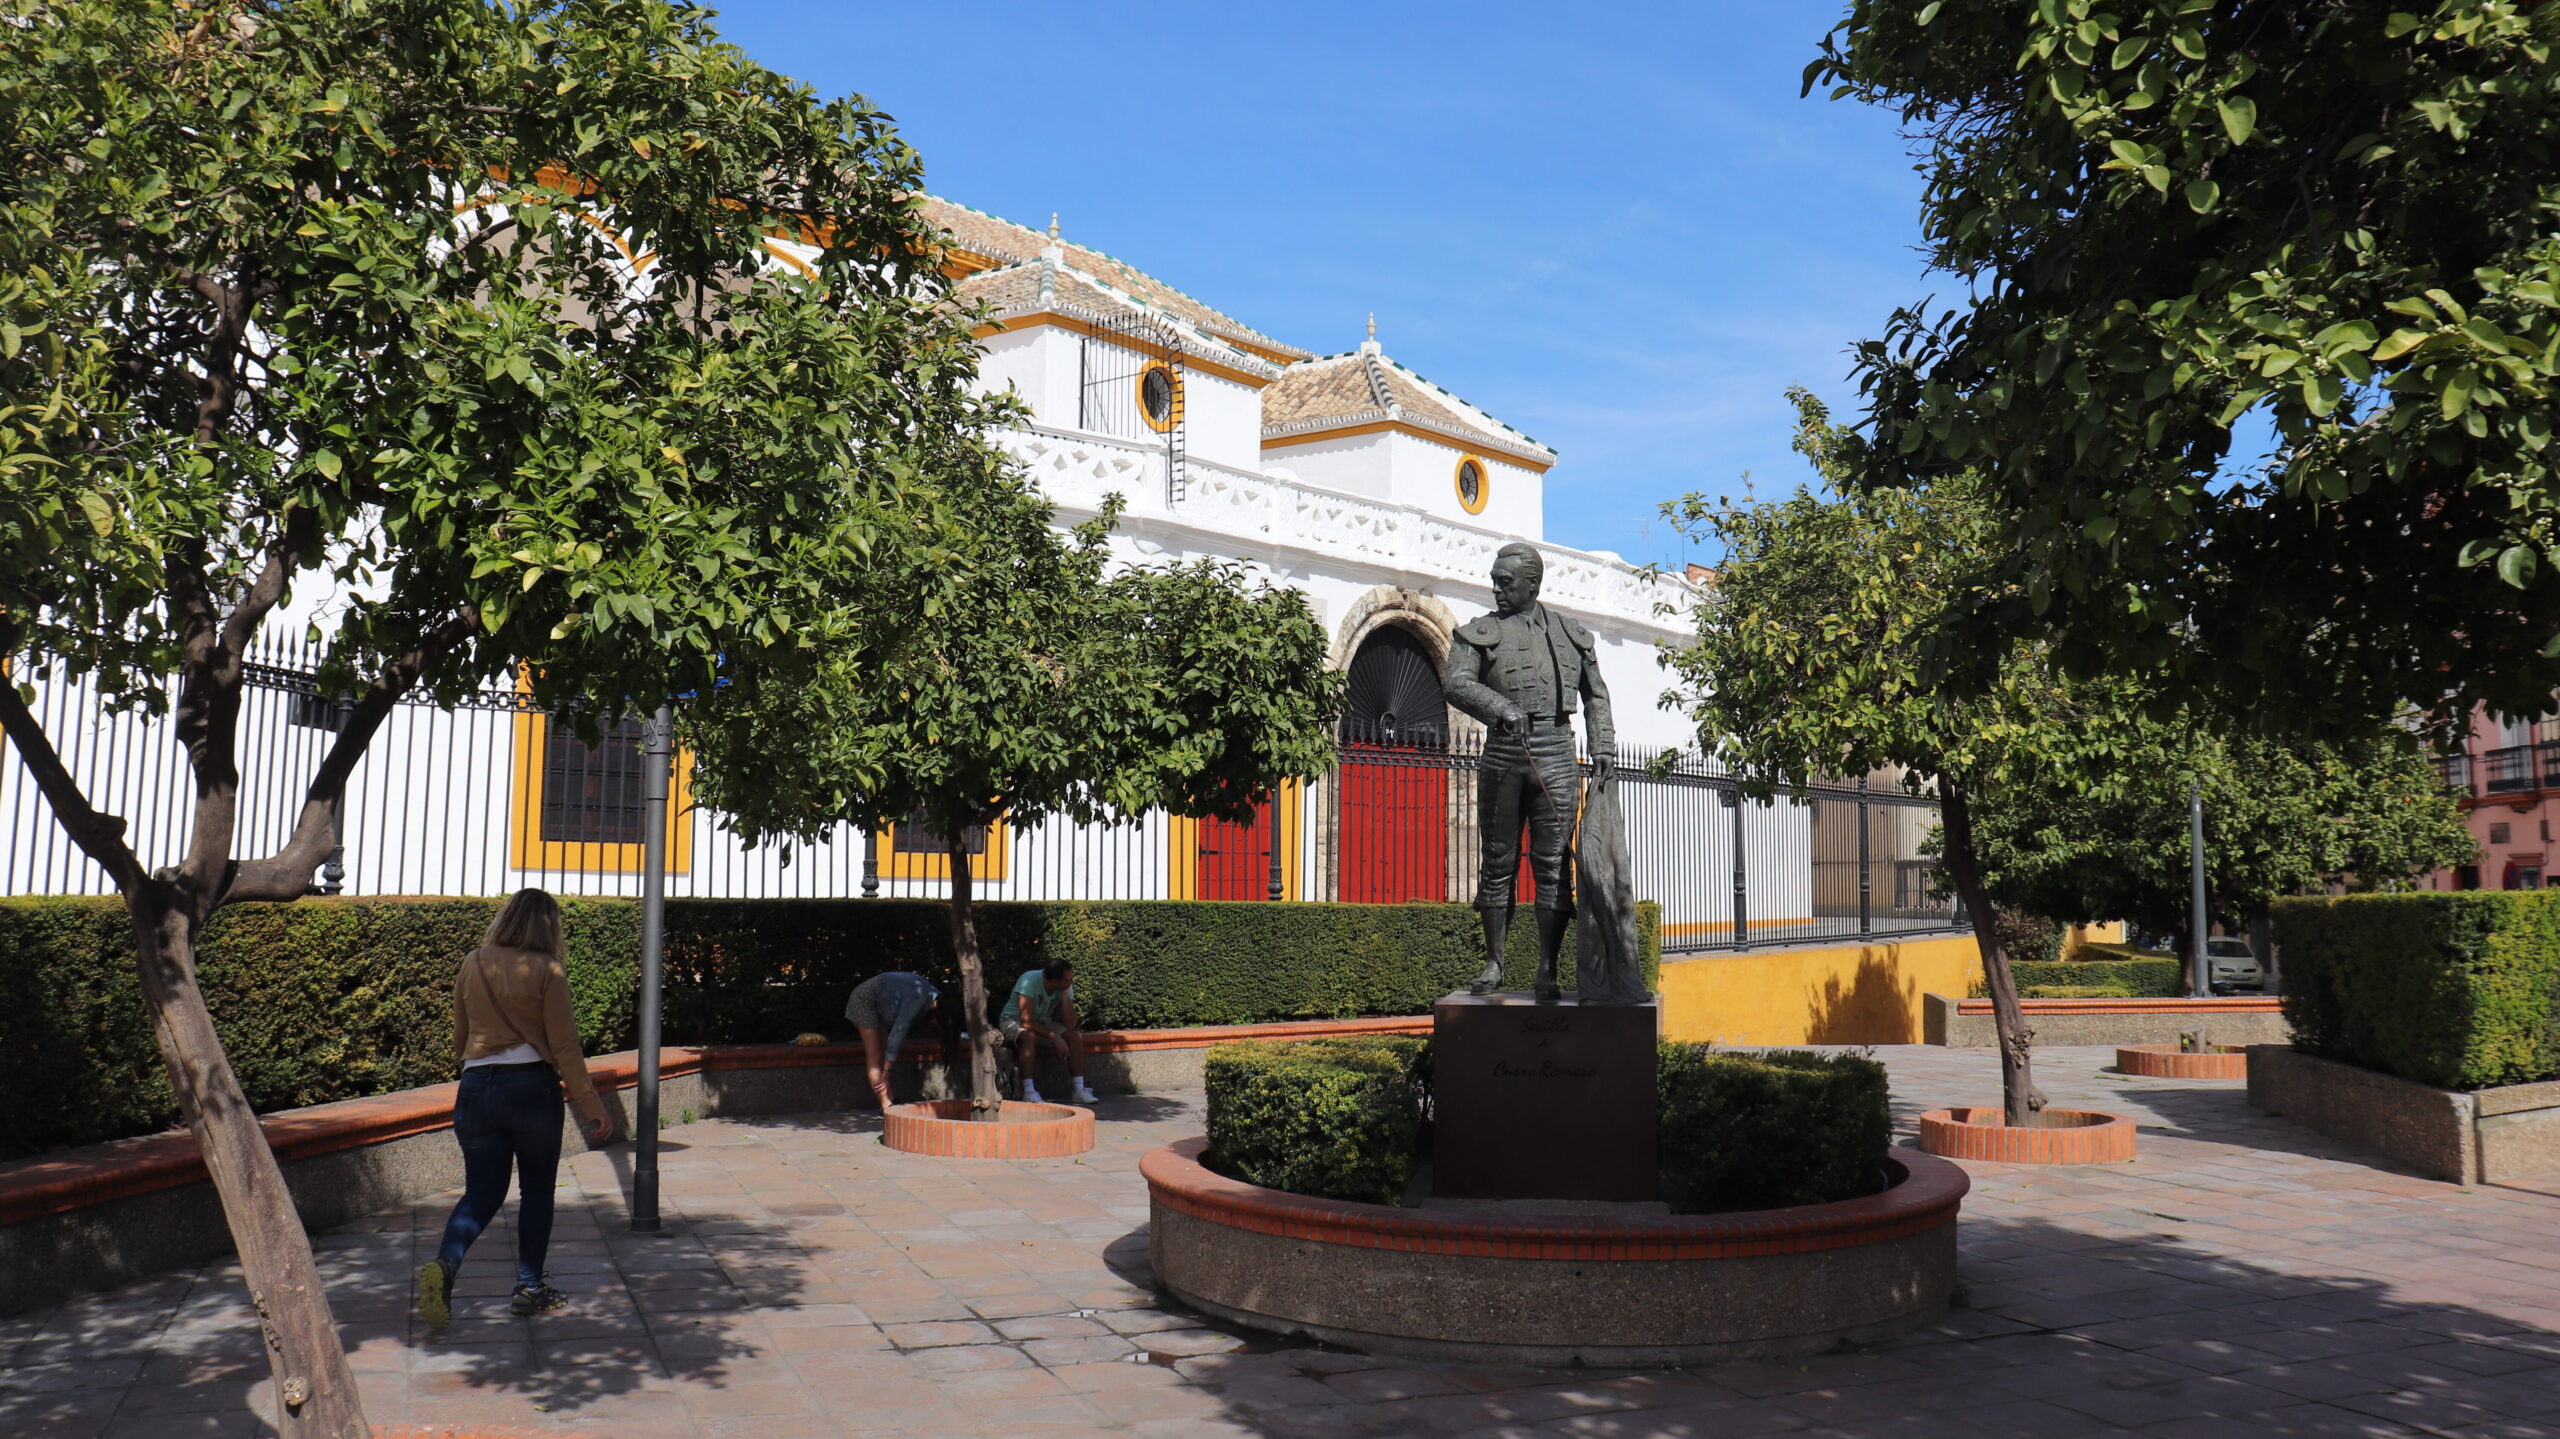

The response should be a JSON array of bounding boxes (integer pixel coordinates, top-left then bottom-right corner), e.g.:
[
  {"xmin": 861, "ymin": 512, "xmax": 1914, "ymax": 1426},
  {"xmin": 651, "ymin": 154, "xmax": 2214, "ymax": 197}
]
[{"xmin": 1443, "ymin": 603, "xmax": 1614, "ymax": 924}]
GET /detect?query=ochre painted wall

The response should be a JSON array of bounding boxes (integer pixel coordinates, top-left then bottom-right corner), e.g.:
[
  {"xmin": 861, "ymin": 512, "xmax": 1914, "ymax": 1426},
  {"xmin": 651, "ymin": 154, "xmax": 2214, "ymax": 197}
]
[{"xmin": 1659, "ymin": 935, "xmax": 1986, "ymax": 1046}]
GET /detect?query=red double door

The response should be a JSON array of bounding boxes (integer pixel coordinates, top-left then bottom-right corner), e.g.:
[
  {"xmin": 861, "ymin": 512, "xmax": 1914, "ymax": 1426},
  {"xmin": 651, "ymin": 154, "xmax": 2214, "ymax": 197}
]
[
  {"xmin": 1336, "ymin": 745, "xmax": 1450, "ymax": 903},
  {"xmin": 1193, "ymin": 801, "xmax": 1279, "ymax": 900}
]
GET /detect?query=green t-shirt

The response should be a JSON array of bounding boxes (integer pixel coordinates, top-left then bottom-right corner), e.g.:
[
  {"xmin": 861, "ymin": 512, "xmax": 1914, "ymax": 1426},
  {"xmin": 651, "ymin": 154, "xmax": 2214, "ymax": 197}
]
[{"xmin": 1005, "ymin": 970, "xmax": 1070, "ymax": 1028}]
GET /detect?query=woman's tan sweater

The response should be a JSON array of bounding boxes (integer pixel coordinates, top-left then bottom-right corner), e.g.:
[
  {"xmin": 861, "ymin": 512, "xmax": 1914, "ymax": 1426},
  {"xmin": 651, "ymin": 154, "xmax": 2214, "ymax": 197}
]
[{"xmin": 451, "ymin": 944, "xmax": 607, "ymax": 1127}]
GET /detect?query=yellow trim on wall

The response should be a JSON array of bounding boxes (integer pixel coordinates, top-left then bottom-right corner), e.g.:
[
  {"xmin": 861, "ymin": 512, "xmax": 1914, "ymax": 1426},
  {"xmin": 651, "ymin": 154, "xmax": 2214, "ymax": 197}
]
[
  {"xmin": 1138, "ymin": 360, "xmax": 1185, "ymax": 435},
  {"xmin": 1453, "ymin": 454, "xmax": 1491, "ymax": 515},
  {"xmin": 1658, "ymin": 934, "xmax": 1984, "ymax": 1047},
  {"xmin": 507, "ymin": 707, "xmax": 695, "ymax": 876},
  {"xmin": 872, "ymin": 820, "xmax": 1013, "ymax": 883},
  {"xmin": 1166, "ymin": 783, "xmax": 1304, "ymax": 900},
  {"xmin": 1261, "ymin": 419, "xmax": 1556, "ymax": 474}
]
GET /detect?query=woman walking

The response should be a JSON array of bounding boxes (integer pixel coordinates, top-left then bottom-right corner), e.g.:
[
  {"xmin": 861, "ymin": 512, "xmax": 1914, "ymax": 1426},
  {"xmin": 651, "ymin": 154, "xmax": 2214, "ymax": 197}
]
[{"xmin": 419, "ymin": 889, "xmax": 613, "ymax": 1326}]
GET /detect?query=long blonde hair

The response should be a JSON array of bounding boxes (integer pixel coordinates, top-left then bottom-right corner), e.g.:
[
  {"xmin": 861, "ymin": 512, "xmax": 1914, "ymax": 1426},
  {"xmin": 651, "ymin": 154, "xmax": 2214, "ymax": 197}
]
[{"xmin": 483, "ymin": 888, "xmax": 565, "ymax": 957}]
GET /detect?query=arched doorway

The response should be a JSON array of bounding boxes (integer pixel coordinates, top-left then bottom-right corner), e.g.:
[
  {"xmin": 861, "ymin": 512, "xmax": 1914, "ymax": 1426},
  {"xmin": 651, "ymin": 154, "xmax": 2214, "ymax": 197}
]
[{"xmin": 1338, "ymin": 625, "xmax": 1451, "ymax": 902}]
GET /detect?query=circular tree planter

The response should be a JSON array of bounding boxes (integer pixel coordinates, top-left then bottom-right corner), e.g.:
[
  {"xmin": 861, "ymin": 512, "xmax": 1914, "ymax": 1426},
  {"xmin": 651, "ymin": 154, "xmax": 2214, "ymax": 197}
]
[
  {"xmin": 2116, "ymin": 1044, "xmax": 2248, "ymax": 1080},
  {"xmin": 375, "ymin": 1428, "xmax": 591, "ymax": 1437},
  {"xmin": 1917, "ymin": 1107, "xmax": 2136, "ymax": 1164},
  {"xmin": 1143, "ymin": 1138, "xmax": 1968, "ymax": 1367},
  {"xmin": 883, "ymin": 1100, "xmax": 1093, "ymax": 1158}
]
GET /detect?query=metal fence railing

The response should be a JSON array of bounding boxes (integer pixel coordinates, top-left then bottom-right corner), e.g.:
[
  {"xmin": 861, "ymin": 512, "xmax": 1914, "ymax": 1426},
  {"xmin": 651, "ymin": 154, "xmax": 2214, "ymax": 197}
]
[{"xmin": 0, "ymin": 642, "xmax": 1962, "ymax": 954}]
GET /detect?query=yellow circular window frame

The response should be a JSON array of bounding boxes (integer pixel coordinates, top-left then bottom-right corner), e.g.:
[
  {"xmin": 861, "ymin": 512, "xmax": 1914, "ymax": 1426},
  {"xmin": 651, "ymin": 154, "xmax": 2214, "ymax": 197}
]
[
  {"xmin": 1138, "ymin": 360, "xmax": 1185, "ymax": 434},
  {"xmin": 1454, "ymin": 454, "xmax": 1491, "ymax": 515}
]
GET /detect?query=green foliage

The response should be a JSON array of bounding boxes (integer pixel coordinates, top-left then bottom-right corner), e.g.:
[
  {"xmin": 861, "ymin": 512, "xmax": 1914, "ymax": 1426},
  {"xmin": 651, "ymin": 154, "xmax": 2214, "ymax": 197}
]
[
  {"xmin": 1973, "ymin": 731, "xmax": 2476, "ymax": 940},
  {"xmin": 1657, "ymin": 1045, "xmax": 1891, "ymax": 1211},
  {"xmin": 1994, "ymin": 909, "xmax": 2066, "ymax": 965},
  {"xmin": 1995, "ymin": 958, "xmax": 2185, "ymax": 999},
  {"xmin": 0, "ymin": 0, "xmax": 998, "ymax": 718},
  {"xmin": 1203, "ymin": 1037, "xmax": 1430, "ymax": 1205},
  {"xmin": 0, "ymin": 895, "xmax": 1655, "ymax": 1156},
  {"xmin": 2275, "ymin": 891, "xmax": 2560, "ymax": 1088},
  {"xmin": 0, "ymin": 896, "xmax": 635, "ymax": 1159},
  {"xmin": 2076, "ymin": 940, "xmax": 2175, "ymax": 962},
  {"xmin": 1810, "ymin": 0, "xmax": 2560, "ymax": 734}
]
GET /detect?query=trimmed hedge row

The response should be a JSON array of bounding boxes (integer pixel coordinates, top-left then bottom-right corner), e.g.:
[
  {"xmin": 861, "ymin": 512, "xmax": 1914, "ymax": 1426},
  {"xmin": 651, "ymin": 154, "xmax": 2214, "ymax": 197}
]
[
  {"xmin": 2275, "ymin": 891, "xmax": 2560, "ymax": 1090},
  {"xmin": 1658, "ymin": 1044, "xmax": 1889, "ymax": 1211},
  {"xmin": 0, "ymin": 894, "xmax": 1660, "ymax": 1158},
  {"xmin": 1974, "ymin": 957, "xmax": 2185, "ymax": 1000},
  {"xmin": 1204, "ymin": 1037, "xmax": 1891, "ymax": 1213},
  {"xmin": 1204, "ymin": 1037, "xmax": 1430, "ymax": 1205}
]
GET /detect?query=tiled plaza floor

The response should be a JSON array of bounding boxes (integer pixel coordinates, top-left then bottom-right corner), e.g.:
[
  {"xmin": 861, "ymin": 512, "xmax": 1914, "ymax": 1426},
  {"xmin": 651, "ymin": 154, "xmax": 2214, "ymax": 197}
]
[{"xmin": 9, "ymin": 1044, "xmax": 2560, "ymax": 1437}]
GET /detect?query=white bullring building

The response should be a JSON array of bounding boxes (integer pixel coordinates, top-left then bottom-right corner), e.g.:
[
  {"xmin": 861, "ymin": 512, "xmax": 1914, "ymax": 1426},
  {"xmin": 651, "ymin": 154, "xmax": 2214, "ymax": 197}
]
[{"xmin": 8, "ymin": 199, "xmax": 1890, "ymax": 949}]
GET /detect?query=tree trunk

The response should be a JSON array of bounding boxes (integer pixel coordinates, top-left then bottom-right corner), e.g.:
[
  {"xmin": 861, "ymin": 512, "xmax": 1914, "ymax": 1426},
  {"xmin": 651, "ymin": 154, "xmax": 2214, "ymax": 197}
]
[
  {"xmin": 945, "ymin": 842, "xmax": 1003, "ymax": 1120},
  {"xmin": 130, "ymin": 886, "xmax": 366, "ymax": 1437},
  {"xmin": 1936, "ymin": 776, "xmax": 2042, "ymax": 1127}
]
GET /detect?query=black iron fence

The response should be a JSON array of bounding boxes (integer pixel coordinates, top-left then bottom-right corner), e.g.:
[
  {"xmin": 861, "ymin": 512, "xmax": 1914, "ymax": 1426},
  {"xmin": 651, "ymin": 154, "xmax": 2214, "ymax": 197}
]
[{"xmin": 0, "ymin": 643, "xmax": 1962, "ymax": 954}]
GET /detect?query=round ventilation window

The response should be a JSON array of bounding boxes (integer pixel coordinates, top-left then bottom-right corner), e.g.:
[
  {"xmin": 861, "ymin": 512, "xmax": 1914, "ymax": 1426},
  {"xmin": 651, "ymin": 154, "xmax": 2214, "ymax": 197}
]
[
  {"xmin": 1454, "ymin": 456, "xmax": 1488, "ymax": 514},
  {"xmin": 1140, "ymin": 365, "xmax": 1179, "ymax": 432}
]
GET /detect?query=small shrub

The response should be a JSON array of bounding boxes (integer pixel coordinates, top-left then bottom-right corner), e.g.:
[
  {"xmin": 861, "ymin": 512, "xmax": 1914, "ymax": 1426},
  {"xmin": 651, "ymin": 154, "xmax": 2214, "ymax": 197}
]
[
  {"xmin": 2019, "ymin": 984, "xmax": 2140, "ymax": 999},
  {"xmin": 2276, "ymin": 891, "xmax": 2560, "ymax": 1089},
  {"xmin": 1657, "ymin": 1044, "xmax": 1890, "ymax": 1212},
  {"xmin": 1203, "ymin": 1037, "xmax": 1428, "ymax": 1205},
  {"xmin": 1973, "ymin": 958, "xmax": 2182, "ymax": 999},
  {"xmin": 1993, "ymin": 910, "xmax": 2065, "ymax": 966}
]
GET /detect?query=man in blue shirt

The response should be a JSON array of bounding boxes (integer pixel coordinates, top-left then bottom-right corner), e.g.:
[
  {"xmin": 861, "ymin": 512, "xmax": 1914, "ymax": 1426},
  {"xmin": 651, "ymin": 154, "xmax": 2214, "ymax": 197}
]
[
  {"xmin": 998, "ymin": 961, "xmax": 1098, "ymax": 1105},
  {"xmin": 844, "ymin": 971, "xmax": 942, "ymax": 1111}
]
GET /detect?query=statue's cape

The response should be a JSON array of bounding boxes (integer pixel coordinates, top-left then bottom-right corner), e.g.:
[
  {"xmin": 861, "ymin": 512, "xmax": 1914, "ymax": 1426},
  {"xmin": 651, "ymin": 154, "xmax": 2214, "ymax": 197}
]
[{"xmin": 1573, "ymin": 779, "xmax": 1650, "ymax": 1005}]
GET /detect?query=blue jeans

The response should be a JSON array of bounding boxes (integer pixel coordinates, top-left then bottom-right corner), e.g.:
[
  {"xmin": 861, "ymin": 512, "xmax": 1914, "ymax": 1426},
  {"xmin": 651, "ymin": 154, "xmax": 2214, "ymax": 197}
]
[{"xmin": 434, "ymin": 1063, "xmax": 565, "ymax": 1286}]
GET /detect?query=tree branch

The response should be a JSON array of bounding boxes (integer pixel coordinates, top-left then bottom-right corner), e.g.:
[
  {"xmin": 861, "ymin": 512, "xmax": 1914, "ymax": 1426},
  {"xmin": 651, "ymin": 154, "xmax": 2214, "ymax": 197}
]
[
  {"xmin": 227, "ymin": 614, "xmax": 478, "ymax": 902},
  {"xmin": 0, "ymin": 661, "xmax": 149, "ymax": 892}
]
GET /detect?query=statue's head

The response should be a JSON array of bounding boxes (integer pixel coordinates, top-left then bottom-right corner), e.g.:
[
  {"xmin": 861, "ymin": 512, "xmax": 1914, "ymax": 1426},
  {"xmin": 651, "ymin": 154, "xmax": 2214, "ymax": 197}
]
[{"xmin": 1490, "ymin": 543, "xmax": 1544, "ymax": 616}]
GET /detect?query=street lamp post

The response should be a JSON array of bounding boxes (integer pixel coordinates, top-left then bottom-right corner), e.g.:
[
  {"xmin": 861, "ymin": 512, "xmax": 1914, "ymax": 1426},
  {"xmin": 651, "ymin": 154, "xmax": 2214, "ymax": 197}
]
[
  {"xmin": 631, "ymin": 703, "xmax": 673, "ymax": 1233},
  {"xmin": 2188, "ymin": 782, "xmax": 2210, "ymax": 999}
]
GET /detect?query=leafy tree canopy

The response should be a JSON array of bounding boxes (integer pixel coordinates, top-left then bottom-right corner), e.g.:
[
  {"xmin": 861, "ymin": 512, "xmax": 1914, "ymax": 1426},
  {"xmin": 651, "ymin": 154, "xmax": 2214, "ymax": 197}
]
[
  {"xmin": 1971, "ymin": 728, "xmax": 2477, "ymax": 941},
  {"xmin": 1809, "ymin": 0, "xmax": 2560, "ymax": 737}
]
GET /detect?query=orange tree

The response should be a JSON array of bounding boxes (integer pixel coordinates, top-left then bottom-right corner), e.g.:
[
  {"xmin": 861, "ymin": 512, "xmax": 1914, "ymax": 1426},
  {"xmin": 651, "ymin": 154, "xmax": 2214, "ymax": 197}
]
[
  {"xmin": 681, "ymin": 489, "xmax": 1344, "ymax": 1119},
  {"xmin": 1808, "ymin": 1, "xmax": 2560, "ymax": 737},
  {"xmin": 0, "ymin": 2, "xmax": 1006, "ymax": 1432}
]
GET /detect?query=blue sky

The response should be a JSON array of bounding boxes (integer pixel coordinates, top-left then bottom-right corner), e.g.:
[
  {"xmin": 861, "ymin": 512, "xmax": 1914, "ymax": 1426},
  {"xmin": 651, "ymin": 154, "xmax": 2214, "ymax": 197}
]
[{"xmin": 705, "ymin": 1, "xmax": 1932, "ymax": 569}]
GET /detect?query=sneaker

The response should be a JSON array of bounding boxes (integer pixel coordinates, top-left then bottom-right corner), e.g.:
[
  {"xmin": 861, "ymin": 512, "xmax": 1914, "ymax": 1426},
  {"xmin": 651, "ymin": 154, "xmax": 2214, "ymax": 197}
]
[
  {"xmin": 1020, "ymin": 1081, "xmax": 1044, "ymax": 1103},
  {"xmin": 417, "ymin": 1259, "xmax": 454, "ymax": 1329},
  {"xmin": 509, "ymin": 1280, "xmax": 570, "ymax": 1316},
  {"xmin": 1068, "ymin": 1080, "xmax": 1098, "ymax": 1104}
]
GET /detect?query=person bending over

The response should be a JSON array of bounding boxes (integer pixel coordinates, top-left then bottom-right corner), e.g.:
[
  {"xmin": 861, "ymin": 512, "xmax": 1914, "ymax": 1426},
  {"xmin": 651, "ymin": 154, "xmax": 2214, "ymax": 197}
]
[
  {"xmin": 844, "ymin": 970, "xmax": 942, "ymax": 1111},
  {"xmin": 420, "ymin": 889, "xmax": 613, "ymax": 1327},
  {"xmin": 1000, "ymin": 960, "xmax": 1097, "ymax": 1104}
]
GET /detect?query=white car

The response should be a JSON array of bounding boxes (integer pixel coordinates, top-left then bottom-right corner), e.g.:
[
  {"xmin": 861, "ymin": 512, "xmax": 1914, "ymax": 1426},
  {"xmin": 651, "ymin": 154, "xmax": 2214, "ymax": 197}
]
[{"xmin": 2206, "ymin": 938, "xmax": 2264, "ymax": 993}]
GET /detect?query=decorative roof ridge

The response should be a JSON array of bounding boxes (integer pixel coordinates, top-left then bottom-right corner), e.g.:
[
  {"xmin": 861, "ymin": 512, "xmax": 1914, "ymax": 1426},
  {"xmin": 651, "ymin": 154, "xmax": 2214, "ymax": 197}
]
[
  {"xmin": 1376, "ymin": 353, "xmax": 1552, "ymax": 454},
  {"xmin": 1361, "ymin": 351, "xmax": 1397, "ymax": 416},
  {"xmin": 923, "ymin": 196, "xmax": 1310, "ymax": 359},
  {"xmin": 970, "ymin": 280, "xmax": 1280, "ymax": 381},
  {"xmin": 1258, "ymin": 405, "xmax": 1556, "ymax": 467}
]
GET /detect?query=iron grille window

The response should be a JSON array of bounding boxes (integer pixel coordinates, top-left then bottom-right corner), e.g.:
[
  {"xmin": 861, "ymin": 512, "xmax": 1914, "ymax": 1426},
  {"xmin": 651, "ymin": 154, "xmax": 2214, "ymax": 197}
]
[
  {"xmin": 1457, "ymin": 458, "xmax": 1484, "ymax": 510},
  {"xmin": 1141, "ymin": 367, "xmax": 1176, "ymax": 427},
  {"xmin": 892, "ymin": 814, "xmax": 988, "ymax": 856},
  {"xmin": 540, "ymin": 717, "xmax": 648, "ymax": 845}
]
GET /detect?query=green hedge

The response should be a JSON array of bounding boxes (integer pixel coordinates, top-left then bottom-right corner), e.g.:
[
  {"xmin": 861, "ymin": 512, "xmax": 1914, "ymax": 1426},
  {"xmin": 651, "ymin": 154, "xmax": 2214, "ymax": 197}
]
[
  {"xmin": 2275, "ymin": 891, "xmax": 2560, "ymax": 1089},
  {"xmin": 0, "ymin": 897, "xmax": 637, "ymax": 1161},
  {"xmin": 1973, "ymin": 957, "xmax": 2184, "ymax": 1000},
  {"xmin": 0, "ymin": 894, "xmax": 1660, "ymax": 1158},
  {"xmin": 1658, "ymin": 1044, "xmax": 1889, "ymax": 1211},
  {"xmin": 1203, "ymin": 1037, "xmax": 1429, "ymax": 1204},
  {"xmin": 1203, "ymin": 1038, "xmax": 1891, "ymax": 1213}
]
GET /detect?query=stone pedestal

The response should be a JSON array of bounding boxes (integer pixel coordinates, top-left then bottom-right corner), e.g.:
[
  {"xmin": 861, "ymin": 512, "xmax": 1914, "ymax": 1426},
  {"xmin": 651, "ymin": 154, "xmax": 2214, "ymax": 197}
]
[{"xmin": 1431, "ymin": 991, "xmax": 1659, "ymax": 1201}]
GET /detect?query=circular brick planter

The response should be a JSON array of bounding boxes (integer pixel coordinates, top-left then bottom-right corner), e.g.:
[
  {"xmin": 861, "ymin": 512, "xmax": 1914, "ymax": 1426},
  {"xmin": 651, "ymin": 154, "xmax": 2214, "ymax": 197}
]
[
  {"xmin": 882, "ymin": 1099, "xmax": 1093, "ymax": 1158},
  {"xmin": 2116, "ymin": 1043, "xmax": 2249, "ymax": 1080},
  {"xmin": 1143, "ymin": 1138, "xmax": 1968, "ymax": 1366},
  {"xmin": 1917, "ymin": 1107, "xmax": 2137, "ymax": 1164},
  {"xmin": 376, "ymin": 1428, "xmax": 590, "ymax": 1437}
]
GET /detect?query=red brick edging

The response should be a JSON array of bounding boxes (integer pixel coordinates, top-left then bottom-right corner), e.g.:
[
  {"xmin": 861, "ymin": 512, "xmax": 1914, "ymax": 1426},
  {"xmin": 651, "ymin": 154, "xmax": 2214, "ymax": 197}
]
[
  {"xmin": 2116, "ymin": 1044, "xmax": 2249, "ymax": 1080},
  {"xmin": 1141, "ymin": 1138, "xmax": 1968, "ymax": 1260},
  {"xmin": 1952, "ymin": 996, "xmax": 2282, "ymax": 1016},
  {"xmin": 882, "ymin": 1100, "xmax": 1095, "ymax": 1158},
  {"xmin": 1916, "ymin": 1107, "xmax": 2137, "ymax": 1164},
  {"xmin": 374, "ymin": 1428, "xmax": 591, "ymax": 1438}
]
